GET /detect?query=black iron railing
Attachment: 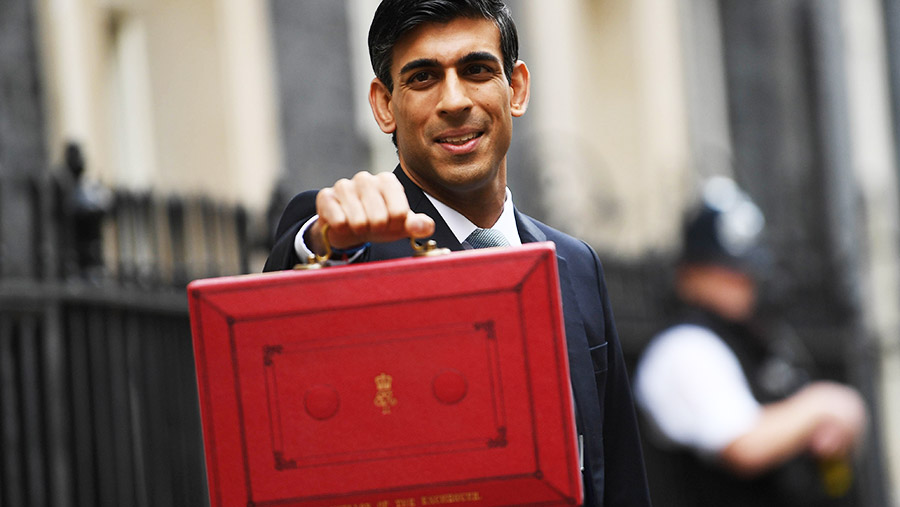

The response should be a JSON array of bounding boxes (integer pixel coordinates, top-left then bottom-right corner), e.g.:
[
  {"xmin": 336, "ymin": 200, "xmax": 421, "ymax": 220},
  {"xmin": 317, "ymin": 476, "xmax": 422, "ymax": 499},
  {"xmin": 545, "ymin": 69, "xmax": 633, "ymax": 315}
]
[{"xmin": 0, "ymin": 169, "xmax": 255, "ymax": 507}]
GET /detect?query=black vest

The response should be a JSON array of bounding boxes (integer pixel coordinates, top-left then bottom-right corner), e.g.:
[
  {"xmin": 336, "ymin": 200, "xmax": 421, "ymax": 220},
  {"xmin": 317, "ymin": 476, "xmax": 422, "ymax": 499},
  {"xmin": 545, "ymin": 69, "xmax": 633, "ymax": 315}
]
[{"xmin": 640, "ymin": 307, "xmax": 846, "ymax": 507}]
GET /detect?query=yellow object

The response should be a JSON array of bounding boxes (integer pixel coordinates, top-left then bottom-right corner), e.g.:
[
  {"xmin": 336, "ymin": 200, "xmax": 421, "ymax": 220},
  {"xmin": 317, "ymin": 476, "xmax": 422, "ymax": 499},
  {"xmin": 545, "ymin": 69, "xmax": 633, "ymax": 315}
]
[{"xmin": 819, "ymin": 458, "xmax": 853, "ymax": 498}]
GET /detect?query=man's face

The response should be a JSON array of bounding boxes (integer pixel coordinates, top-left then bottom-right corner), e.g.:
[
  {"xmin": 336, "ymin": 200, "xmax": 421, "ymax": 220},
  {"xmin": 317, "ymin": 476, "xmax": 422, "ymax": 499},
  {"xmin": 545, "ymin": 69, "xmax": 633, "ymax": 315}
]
[
  {"xmin": 370, "ymin": 17, "xmax": 528, "ymax": 203},
  {"xmin": 679, "ymin": 264, "xmax": 758, "ymax": 323}
]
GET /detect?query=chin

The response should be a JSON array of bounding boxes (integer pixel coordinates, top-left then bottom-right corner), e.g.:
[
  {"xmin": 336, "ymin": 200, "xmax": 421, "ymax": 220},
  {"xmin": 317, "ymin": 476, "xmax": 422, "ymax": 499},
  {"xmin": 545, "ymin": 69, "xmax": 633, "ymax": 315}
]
[{"xmin": 441, "ymin": 167, "xmax": 498, "ymax": 191}]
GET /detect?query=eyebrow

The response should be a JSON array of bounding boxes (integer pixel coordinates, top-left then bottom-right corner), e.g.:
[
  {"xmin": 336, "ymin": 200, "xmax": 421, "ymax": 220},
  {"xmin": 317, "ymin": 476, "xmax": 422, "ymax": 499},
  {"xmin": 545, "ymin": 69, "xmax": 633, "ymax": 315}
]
[
  {"xmin": 399, "ymin": 58, "xmax": 440, "ymax": 76},
  {"xmin": 459, "ymin": 51, "xmax": 501, "ymax": 66},
  {"xmin": 398, "ymin": 51, "xmax": 502, "ymax": 76}
]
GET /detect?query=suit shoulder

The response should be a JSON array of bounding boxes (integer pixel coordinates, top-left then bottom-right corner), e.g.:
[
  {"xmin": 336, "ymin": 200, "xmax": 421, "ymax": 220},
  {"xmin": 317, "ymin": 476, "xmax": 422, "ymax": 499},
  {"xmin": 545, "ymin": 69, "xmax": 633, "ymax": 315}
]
[
  {"xmin": 524, "ymin": 215, "xmax": 601, "ymax": 261},
  {"xmin": 273, "ymin": 190, "xmax": 319, "ymax": 240}
]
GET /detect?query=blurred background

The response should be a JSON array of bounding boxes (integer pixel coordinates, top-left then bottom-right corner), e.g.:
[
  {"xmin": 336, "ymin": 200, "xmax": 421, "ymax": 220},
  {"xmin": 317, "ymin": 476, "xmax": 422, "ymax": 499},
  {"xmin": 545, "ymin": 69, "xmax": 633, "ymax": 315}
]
[{"xmin": 1, "ymin": 0, "xmax": 899, "ymax": 505}]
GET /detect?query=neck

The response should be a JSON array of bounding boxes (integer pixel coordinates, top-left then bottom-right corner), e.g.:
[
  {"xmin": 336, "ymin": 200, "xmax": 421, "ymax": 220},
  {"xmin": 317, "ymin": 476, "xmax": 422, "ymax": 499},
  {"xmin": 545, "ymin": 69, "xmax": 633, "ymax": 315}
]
[
  {"xmin": 449, "ymin": 183, "xmax": 506, "ymax": 227},
  {"xmin": 401, "ymin": 164, "xmax": 507, "ymax": 228}
]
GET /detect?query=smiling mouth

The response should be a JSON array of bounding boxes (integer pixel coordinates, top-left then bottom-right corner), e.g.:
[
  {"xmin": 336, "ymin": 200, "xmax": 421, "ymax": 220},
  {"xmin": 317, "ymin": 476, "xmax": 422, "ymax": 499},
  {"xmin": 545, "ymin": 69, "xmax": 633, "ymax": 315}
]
[{"xmin": 437, "ymin": 132, "xmax": 483, "ymax": 145}]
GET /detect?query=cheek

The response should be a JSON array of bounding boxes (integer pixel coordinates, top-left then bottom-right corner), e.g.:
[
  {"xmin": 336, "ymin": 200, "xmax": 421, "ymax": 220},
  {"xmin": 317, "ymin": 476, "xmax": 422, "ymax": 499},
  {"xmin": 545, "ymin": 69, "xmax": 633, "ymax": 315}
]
[
  {"xmin": 391, "ymin": 109, "xmax": 417, "ymax": 143},
  {"xmin": 394, "ymin": 100, "xmax": 428, "ymax": 132},
  {"xmin": 490, "ymin": 82, "xmax": 514, "ymax": 108}
]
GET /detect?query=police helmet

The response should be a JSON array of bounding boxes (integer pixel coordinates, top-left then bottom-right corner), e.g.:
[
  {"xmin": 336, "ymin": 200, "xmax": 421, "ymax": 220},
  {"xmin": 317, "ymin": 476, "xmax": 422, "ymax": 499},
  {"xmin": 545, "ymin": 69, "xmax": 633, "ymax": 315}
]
[{"xmin": 681, "ymin": 177, "xmax": 771, "ymax": 275}]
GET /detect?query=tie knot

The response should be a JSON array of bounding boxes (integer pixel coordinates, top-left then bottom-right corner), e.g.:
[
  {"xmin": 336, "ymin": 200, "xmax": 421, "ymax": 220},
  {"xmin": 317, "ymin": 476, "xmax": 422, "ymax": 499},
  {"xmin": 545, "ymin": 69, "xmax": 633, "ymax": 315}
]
[{"xmin": 466, "ymin": 228, "xmax": 510, "ymax": 249}]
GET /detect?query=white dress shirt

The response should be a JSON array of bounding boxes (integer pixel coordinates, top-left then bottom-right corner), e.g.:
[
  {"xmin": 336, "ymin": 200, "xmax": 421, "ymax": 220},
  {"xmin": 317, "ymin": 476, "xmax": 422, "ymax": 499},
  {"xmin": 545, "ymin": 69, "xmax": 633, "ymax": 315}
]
[{"xmin": 424, "ymin": 187, "xmax": 521, "ymax": 248}]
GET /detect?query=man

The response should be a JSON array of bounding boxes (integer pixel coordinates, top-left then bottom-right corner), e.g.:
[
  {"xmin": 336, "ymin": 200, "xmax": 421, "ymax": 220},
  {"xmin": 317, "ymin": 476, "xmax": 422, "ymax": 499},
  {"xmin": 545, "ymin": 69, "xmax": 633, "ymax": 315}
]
[
  {"xmin": 633, "ymin": 178, "xmax": 867, "ymax": 506},
  {"xmin": 264, "ymin": 1, "xmax": 651, "ymax": 505}
]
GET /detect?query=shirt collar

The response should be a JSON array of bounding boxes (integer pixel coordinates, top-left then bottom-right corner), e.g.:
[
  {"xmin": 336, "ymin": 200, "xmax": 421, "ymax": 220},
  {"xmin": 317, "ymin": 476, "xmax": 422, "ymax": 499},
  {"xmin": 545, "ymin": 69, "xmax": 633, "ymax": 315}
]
[{"xmin": 423, "ymin": 187, "xmax": 522, "ymax": 248}]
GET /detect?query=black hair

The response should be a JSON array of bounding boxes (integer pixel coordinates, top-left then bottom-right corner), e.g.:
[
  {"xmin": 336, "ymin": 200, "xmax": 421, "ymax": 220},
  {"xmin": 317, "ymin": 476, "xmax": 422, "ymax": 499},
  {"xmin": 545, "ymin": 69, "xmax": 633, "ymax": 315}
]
[{"xmin": 368, "ymin": 0, "xmax": 519, "ymax": 92}]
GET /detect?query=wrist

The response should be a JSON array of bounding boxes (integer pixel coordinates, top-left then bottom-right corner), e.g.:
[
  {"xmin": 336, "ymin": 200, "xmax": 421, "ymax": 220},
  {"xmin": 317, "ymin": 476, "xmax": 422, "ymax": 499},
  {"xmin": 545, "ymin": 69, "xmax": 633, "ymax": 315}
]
[{"xmin": 330, "ymin": 242, "xmax": 371, "ymax": 256}]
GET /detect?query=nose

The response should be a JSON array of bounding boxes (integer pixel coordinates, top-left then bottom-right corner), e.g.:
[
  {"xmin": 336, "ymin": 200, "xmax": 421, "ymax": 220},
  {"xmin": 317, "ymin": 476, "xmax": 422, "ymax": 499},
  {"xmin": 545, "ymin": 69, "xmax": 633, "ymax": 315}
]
[{"xmin": 438, "ymin": 71, "xmax": 473, "ymax": 115}]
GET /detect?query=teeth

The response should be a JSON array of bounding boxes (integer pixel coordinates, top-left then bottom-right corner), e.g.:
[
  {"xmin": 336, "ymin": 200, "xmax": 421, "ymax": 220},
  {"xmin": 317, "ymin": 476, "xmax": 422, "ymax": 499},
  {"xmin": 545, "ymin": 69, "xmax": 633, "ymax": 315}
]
[{"xmin": 439, "ymin": 132, "xmax": 480, "ymax": 144}]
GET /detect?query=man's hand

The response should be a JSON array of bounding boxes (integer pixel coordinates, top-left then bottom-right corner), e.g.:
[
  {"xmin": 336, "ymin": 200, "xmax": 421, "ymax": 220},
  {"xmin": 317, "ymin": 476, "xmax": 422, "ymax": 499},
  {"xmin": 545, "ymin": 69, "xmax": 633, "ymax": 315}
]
[
  {"xmin": 719, "ymin": 381, "xmax": 868, "ymax": 477},
  {"xmin": 307, "ymin": 171, "xmax": 435, "ymax": 255},
  {"xmin": 802, "ymin": 382, "xmax": 868, "ymax": 459}
]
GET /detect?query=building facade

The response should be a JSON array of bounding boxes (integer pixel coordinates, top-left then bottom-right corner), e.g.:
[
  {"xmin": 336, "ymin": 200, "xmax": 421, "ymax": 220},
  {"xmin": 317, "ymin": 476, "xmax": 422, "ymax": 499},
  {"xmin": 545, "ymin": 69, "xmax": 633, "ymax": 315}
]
[{"xmin": 0, "ymin": 0, "xmax": 896, "ymax": 505}]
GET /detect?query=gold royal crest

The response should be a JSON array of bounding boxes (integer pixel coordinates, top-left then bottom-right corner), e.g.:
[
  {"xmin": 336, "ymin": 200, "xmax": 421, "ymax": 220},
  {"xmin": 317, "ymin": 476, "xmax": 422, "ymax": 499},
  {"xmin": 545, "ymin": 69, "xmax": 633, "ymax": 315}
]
[{"xmin": 373, "ymin": 372, "xmax": 398, "ymax": 415}]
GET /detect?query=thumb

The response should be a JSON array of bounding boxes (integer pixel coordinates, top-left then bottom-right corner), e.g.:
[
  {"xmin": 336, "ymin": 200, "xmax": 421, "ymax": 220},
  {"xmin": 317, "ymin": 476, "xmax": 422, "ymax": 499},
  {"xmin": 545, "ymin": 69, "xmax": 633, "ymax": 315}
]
[{"xmin": 405, "ymin": 211, "xmax": 435, "ymax": 239}]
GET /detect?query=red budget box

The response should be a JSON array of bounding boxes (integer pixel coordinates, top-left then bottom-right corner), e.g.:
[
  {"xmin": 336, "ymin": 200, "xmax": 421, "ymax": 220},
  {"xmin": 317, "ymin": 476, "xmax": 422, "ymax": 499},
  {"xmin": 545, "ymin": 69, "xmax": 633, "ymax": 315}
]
[{"xmin": 188, "ymin": 242, "xmax": 583, "ymax": 507}]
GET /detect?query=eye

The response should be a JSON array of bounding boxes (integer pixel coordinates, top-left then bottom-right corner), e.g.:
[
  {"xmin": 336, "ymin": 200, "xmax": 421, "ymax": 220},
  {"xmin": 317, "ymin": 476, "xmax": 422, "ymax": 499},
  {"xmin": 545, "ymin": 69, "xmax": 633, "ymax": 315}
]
[
  {"xmin": 406, "ymin": 71, "xmax": 434, "ymax": 87},
  {"xmin": 464, "ymin": 64, "xmax": 496, "ymax": 79}
]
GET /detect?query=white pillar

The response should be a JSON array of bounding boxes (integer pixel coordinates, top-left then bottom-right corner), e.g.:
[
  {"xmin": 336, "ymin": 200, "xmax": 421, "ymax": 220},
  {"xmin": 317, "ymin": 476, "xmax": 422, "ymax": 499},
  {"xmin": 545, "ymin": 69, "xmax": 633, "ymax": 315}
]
[
  {"xmin": 216, "ymin": 0, "xmax": 283, "ymax": 212},
  {"xmin": 523, "ymin": 0, "xmax": 690, "ymax": 256},
  {"xmin": 106, "ymin": 15, "xmax": 157, "ymax": 190},
  {"xmin": 348, "ymin": 0, "xmax": 397, "ymax": 175},
  {"xmin": 36, "ymin": 0, "xmax": 108, "ymax": 173},
  {"xmin": 840, "ymin": 1, "xmax": 900, "ymax": 504}
]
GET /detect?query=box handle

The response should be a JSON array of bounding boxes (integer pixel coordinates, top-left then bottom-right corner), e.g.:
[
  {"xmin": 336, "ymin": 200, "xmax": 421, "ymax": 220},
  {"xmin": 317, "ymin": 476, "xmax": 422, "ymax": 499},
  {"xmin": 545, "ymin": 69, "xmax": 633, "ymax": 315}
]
[{"xmin": 295, "ymin": 224, "xmax": 449, "ymax": 270}]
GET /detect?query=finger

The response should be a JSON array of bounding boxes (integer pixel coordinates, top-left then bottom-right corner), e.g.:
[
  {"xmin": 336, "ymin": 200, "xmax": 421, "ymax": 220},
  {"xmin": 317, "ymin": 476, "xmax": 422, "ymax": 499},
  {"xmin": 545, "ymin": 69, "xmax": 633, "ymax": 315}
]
[
  {"xmin": 317, "ymin": 184, "xmax": 367, "ymax": 249},
  {"xmin": 811, "ymin": 432, "xmax": 842, "ymax": 458},
  {"xmin": 332, "ymin": 177, "xmax": 369, "ymax": 236},
  {"xmin": 378, "ymin": 172, "xmax": 412, "ymax": 231},
  {"xmin": 312, "ymin": 190, "xmax": 350, "ymax": 255},
  {"xmin": 355, "ymin": 173, "xmax": 391, "ymax": 233},
  {"xmin": 810, "ymin": 422, "xmax": 853, "ymax": 458},
  {"xmin": 315, "ymin": 188, "xmax": 347, "ymax": 230}
]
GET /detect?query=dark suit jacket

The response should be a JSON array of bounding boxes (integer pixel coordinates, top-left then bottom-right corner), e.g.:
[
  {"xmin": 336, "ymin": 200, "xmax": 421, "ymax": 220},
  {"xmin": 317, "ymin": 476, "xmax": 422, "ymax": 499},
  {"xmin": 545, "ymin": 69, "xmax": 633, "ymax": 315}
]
[{"xmin": 263, "ymin": 167, "xmax": 651, "ymax": 507}]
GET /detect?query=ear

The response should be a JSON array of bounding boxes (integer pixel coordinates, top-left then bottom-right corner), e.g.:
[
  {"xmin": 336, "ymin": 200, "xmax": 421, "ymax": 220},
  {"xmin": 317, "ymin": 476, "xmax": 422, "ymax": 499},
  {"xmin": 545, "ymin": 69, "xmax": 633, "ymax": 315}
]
[
  {"xmin": 369, "ymin": 78, "xmax": 396, "ymax": 134},
  {"xmin": 509, "ymin": 60, "xmax": 531, "ymax": 117}
]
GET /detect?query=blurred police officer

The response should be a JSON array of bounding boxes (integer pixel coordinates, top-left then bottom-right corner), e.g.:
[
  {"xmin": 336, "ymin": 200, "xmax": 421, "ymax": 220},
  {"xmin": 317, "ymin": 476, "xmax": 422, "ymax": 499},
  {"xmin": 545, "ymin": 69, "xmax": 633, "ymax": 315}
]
[{"xmin": 634, "ymin": 177, "xmax": 867, "ymax": 507}]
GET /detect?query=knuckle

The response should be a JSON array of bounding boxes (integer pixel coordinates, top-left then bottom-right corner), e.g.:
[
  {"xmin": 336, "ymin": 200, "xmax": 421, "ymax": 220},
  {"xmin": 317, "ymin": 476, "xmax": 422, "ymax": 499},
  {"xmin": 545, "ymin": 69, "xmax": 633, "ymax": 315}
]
[
  {"xmin": 316, "ymin": 193, "xmax": 340, "ymax": 219},
  {"xmin": 380, "ymin": 173, "xmax": 403, "ymax": 191},
  {"xmin": 316, "ymin": 187, "xmax": 335, "ymax": 202},
  {"xmin": 352, "ymin": 171, "xmax": 375, "ymax": 184},
  {"xmin": 375, "ymin": 171, "xmax": 396, "ymax": 183},
  {"xmin": 332, "ymin": 178, "xmax": 353, "ymax": 194},
  {"xmin": 319, "ymin": 209, "xmax": 345, "ymax": 228}
]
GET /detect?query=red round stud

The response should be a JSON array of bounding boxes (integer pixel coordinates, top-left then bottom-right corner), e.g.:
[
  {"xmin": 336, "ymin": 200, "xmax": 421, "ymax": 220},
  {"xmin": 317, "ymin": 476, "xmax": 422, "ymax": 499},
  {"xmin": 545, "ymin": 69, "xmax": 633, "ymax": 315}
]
[
  {"xmin": 432, "ymin": 370, "xmax": 468, "ymax": 405},
  {"xmin": 304, "ymin": 385, "xmax": 340, "ymax": 420}
]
